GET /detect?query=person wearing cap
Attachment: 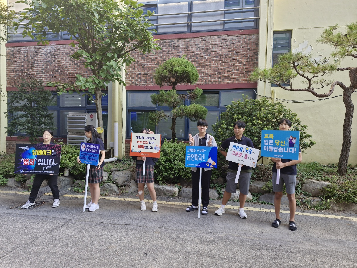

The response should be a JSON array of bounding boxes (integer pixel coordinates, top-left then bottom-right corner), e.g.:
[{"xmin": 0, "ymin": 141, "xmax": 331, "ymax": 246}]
[
  {"xmin": 186, "ymin": 119, "xmax": 217, "ymax": 215},
  {"xmin": 215, "ymin": 120, "xmax": 254, "ymax": 219},
  {"xmin": 271, "ymin": 118, "xmax": 302, "ymax": 231}
]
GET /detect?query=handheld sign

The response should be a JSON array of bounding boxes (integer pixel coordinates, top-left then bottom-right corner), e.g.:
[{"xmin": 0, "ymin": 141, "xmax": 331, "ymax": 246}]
[
  {"xmin": 261, "ymin": 130, "xmax": 300, "ymax": 160},
  {"xmin": 130, "ymin": 133, "xmax": 161, "ymax": 158},
  {"xmin": 226, "ymin": 143, "xmax": 260, "ymax": 168},
  {"xmin": 79, "ymin": 142, "xmax": 100, "ymax": 165},
  {"xmin": 185, "ymin": 146, "xmax": 217, "ymax": 168},
  {"xmin": 226, "ymin": 143, "xmax": 259, "ymax": 183},
  {"xmin": 14, "ymin": 144, "xmax": 61, "ymax": 175}
]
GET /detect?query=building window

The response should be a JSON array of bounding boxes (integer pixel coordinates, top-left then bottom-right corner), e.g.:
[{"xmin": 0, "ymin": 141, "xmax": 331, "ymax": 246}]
[
  {"xmin": 127, "ymin": 89, "xmax": 255, "ymax": 139},
  {"xmin": 272, "ymin": 31, "xmax": 292, "ymax": 67}
]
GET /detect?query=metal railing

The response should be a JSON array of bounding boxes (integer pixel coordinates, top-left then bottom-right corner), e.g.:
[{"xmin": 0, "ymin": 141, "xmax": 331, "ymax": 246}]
[{"xmin": 7, "ymin": 5, "xmax": 259, "ymax": 42}]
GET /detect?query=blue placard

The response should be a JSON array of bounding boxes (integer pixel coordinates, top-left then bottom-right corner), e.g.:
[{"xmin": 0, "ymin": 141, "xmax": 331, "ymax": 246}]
[
  {"xmin": 261, "ymin": 130, "xmax": 300, "ymax": 160},
  {"xmin": 79, "ymin": 142, "xmax": 100, "ymax": 165},
  {"xmin": 185, "ymin": 146, "xmax": 218, "ymax": 168}
]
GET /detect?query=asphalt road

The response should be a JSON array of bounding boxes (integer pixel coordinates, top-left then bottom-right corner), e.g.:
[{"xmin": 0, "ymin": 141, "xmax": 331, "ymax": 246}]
[{"xmin": 0, "ymin": 190, "xmax": 356, "ymax": 268}]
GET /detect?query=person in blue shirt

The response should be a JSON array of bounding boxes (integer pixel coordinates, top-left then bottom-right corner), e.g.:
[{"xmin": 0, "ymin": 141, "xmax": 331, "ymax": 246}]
[{"xmin": 77, "ymin": 125, "xmax": 105, "ymax": 212}]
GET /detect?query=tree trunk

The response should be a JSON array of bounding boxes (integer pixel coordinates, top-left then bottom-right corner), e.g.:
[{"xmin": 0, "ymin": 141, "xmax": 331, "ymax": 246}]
[
  {"xmin": 95, "ymin": 89, "xmax": 104, "ymax": 140},
  {"xmin": 337, "ymin": 69, "xmax": 357, "ymax": 175},
  {"xmin": 171, "ymin": 116, "xmax": 176, "ymax": 142}
]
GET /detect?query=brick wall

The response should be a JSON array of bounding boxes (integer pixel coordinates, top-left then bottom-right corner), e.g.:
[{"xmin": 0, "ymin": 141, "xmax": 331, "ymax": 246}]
[
  {"xmin": 6, "ymin": 31, "xmax": 259, "ymax": 88},
  {"xmin": 127, "ymin": 32, "xmax": 259, "ymax": 87},
  {"xmin": 6, "ymin": 44, "xmax": 92, "ymax": 87}
]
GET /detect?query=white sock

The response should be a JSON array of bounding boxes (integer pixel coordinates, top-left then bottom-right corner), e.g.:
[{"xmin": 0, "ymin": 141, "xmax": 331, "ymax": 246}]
[
  {"xmin": 239, "ymin": 208, "xmax": 244, "ymax": 212},
  {"xmin": 153, "ymin": 201, "xmax": 157, "ymax": 204},
  {"xmin": 141, "ymin": 200, "xmax": 145, "ymax": 204},
  {"xmin": 221, "ymin": 205, "xmax": 225, "ymax": 209}
]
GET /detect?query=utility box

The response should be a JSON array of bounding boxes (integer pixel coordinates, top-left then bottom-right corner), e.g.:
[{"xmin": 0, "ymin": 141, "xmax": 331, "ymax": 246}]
[{"xmin": 67, "ymin": 112, "xmax": 98, "ymax": 146}]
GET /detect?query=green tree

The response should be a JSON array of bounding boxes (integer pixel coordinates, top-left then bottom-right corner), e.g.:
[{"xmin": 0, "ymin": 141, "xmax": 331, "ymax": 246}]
[
  {"xmin": 16, "ymin": 0, "xmax": 160, "ymax": 131},
  {"xmin": 5, "ymin": 77, "xmax": 55, "ymax": 143},
  {"xmin": 0, "ymin": 2, "xmax": 16, "ymax": 41},
  {"xmin": 212, "ymin": 97, "xmax": 315, "ymax": 178},
  {"xmin": 150, "ymin": 57, "xmax": 207, "ymax": 141},
  {"xmin": 251, "ymin": 22, "xmax": 357, "ymax": 175}
]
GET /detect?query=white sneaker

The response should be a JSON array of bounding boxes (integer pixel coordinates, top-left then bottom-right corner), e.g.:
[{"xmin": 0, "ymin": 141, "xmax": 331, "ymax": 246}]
[
  {"xmin": 239, "ymin": 209, "xmax": 247, "ymax": 219},
  {"xmin": 215, "ymin": 207, "xmax": 225, "ymax": 216},
  {"xmin": 152, "ymin": 202, "xmax": 158, "ymax": 212},
  {"xmin": 52, "ymin": 199, "xmax": 60, "ymax": 208},
  {"xmin": 85, "ymin": 201, "xmax": 92, "ymax": 209},
  {"xmin": 88, "ymin": 203, "xmax": 99, "ymax": 212},
  {"xmin": 141, "ymin": 202, "xmax": 146, "ymax": 211},
  {"xmin": 21, "ymin": 200, "xmax": 35, "ymax": 209}
]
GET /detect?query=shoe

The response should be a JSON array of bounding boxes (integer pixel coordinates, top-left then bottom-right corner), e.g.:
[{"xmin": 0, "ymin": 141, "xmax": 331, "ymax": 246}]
[
  {"xmin": 186, "ymin": 205, "xmax": 198, "ymax": 212},
  {"xmin": 239, "ymin": 209, "xmax": 247, "ymax": 219},
  {"xmin": 52, "ymin": 199, "xmax": 60, "ymax": 208},
  {"xmin": 85, "ymin": 201, "xmax": 92, "ymax": 209},
  {"xmin": 152, "ymin": 202, "xmax": 158, "ymax": 212},
  {"xmin": 289, "ymin": 221, "xmax": 297, "ymax": 231},
  {"xmin": 141, "ymin": 202, "xmax": 146, "ymax": 211},
  {"xmin": 21, "ymin": 200, "xmax": 35, "ymax": 209},
  {"xmin": 88, "ymin": 203, "xmax": 99, "ymax": 212},
  {"xmin": 215, "ymin": 207, "xmax": 225, "ymax": 216},
  {"xmin": 272, "ymin": 219, "xmax": 281, "ymax": 228},
  {"xmin": 201, "ymin": 207, "xmax": 208, "ymax": 215}
]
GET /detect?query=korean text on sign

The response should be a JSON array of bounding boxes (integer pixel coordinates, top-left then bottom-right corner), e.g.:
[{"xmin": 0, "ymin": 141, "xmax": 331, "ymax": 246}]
[{"xmin": 260, "ymin": 130, "xmax": 300, "ymax": 160}]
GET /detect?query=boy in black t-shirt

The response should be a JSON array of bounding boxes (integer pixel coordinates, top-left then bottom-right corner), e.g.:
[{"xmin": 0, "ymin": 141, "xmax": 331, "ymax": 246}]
[
  {"xmin": 215, "ymin": 120, "xmax": 254, "ymax": 219},
  {"xmin": 271, "ymin": 118, "xmax": 302, "ymax": 231}
]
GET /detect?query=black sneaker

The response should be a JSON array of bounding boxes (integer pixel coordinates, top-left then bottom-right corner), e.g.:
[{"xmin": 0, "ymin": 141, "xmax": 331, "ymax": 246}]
[
  {"xmin": 186, "ymin": 205, "xmax": 198, "ymax": 212},
  {"xmin": 201, "ymin": 207, "xmax": 208, "ymax": 215},
  {"xmin": 272, "ymin": 219, "xmax": 281, "ymax": 228},
  {"xmin": 289, "ymin": 221, "xmax": 297, "ymax": 231}
]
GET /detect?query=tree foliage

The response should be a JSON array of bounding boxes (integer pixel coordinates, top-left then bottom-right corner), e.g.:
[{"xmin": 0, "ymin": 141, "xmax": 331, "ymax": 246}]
[
  {"xmin": 16, "ymin": 0, "xmax": 160, "ymax": 129},
  {"xmin": 5, "ymin": 77, "xmax": 55, "ymax": 143},
  {"xmin": 150, "ymin": 57, "xmax": 207, "ymax": 141},
  {"xmin": 0, "ymin": 2, "xmax": 16, "ymax": 42},
  {"xmin": 251, "ymin": 22, "xmax": 357, "ymax": 176},
  {"xmin": 154, "ymin": 56, "xmax": 199, "ymax": 90}
]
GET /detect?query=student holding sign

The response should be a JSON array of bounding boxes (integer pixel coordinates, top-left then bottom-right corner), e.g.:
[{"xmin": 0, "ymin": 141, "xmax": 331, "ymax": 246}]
[
  {"xmin": 21, "ymin": 130, "xmax": 60, "ymax": 209},
  {"xmin": 215, "ymin": 121, "xmax": 253, "ymax": 219},
  {"xmin": 186, "ymin": 119, "xmax": 217, "ymax": 215},
  {"xmin": 271, "ymin": 119, "xmax": 302, "ymax": 231},
  {"xmin": 133, "ymin": 128, "xmax": 159, "ymax": 212},
  {"xmin": 77, "ymin": 125, "xmax": 105, "ymax": 212}
]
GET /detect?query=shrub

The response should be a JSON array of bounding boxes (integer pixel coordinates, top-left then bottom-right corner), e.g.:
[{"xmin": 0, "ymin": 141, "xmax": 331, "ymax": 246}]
[
  {"xmin": 154, "ymin": 140, "xmax": 191, "ymax": 184},
  {"xmin": 59, "ymin": 143, "xmax": 86, "ymax": 179}
]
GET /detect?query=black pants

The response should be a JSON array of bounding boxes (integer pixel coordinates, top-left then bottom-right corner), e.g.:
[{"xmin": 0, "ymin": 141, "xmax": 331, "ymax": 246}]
[
  {"xmin": 29, "ymin": 174, "xmax": 59, "ymax": 202},
  {"xmin": 191, "ymin": 169, "xmax": 212, "ymax": 207}
]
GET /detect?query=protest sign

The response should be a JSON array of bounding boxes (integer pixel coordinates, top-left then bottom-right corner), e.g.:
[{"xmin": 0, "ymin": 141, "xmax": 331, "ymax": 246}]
[
  {"xmin": 226, "ymin": 143, "xmax": 259, "ymax": 168},
  {"xmin": 79, "ymin": 142, "xmax": 100, "ymax": 165},
  {"xmin": 261, "ymin": 130, "xmax": 300, "ymax": 160},
  {"xmin": 185, "ymin": 146, "xmax": 217, "ymax": 168},
  {"xmin": 14, "ymin": 144, "xmax": 61, "ymax": 175},
  {"xmin": 130, "ymin": 133, "xmax": 161, "ymax": 158}
]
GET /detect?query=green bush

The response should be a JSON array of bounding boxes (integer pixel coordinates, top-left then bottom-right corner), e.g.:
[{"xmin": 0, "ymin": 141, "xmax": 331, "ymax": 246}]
[
  {"xmin": 0, "ymin": 154, "xmax": 16, "ymax": 179},
  {"xmin": 322, "ymin": 179, "xmax": 357, "ymax": 204},
  {"xmin": 59, "ymin": 143, "xmax": 86, "ymax": 179},
  {"xmin": 154, "ymin": 140, "xmax": 191, "ymax": 184}
]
